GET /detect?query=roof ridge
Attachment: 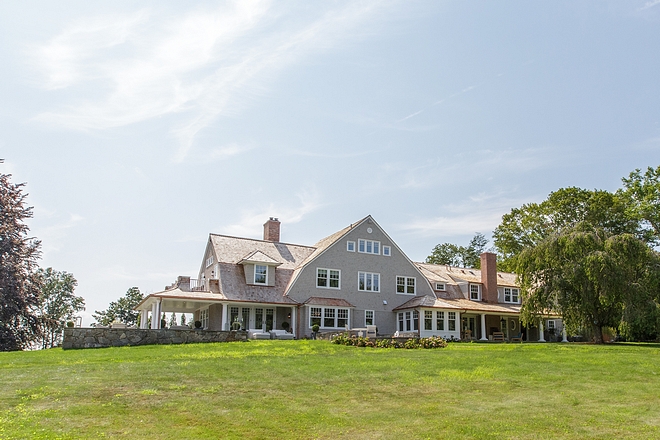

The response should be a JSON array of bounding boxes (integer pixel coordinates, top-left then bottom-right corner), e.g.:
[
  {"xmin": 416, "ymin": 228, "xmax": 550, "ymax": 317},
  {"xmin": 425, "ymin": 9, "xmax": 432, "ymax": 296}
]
[{"xmin": 209, "ymin": 233, "xmax": 317, "ymax": 249}]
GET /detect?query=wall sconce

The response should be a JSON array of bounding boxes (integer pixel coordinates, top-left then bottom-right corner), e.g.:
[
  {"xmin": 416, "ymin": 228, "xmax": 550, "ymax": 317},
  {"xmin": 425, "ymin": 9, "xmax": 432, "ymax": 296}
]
[
  {"xmin": 287, "ymin": 313, "xmax": 291, "ymax": 319},
  {"xmin": 383, "ymin": 300, "xmax": 387, "ymax": 305}
]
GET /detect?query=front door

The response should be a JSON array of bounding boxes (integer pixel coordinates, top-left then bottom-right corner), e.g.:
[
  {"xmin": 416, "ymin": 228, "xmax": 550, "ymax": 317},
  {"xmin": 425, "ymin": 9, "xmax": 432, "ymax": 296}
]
[
  {"xmin": 462, "ymin": 316, "xmax": 476, "ymax": 339},
  {"xmin": 254, "ymin": 308, "xmax": 274, "ymax": 331}
]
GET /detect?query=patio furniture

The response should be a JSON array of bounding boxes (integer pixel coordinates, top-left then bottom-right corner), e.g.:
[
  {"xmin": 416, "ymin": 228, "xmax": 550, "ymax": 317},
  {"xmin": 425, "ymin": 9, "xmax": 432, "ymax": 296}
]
[
  {"xmin": 269, "ymin": 330, "xmax": 294, "ymax": 340},
  {"xmin": 492, "ymin": 332, "xmax": 505, "ymax": 342},
  {"xmin": 248, "ymin": 330, "xmax": 271, "ymax": 340},
  {"xmin": 365, "ymin": 325, "xmax": 377, "ymax": 338},
  {"xmin": 511, "ymin": 332, "xmax": 523, "ymax": 343}
]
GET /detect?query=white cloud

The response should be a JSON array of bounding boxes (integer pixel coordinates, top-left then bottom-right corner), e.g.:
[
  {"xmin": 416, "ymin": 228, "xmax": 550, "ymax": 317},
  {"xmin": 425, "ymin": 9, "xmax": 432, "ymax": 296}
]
[
  {"xmin": 638, "ymin": 0, "xmax": 660, "ymax": 11},
  {"xmin": 34, "ymin": 213, "xmax": 85, "ymax": 255},
  {"xmin": 209, "ymin": 143, "xmax": 254, "ymax": 160},
  {"xmin": 222, "ymin": 186, "xmax": 323, "ymax": 237},
  {"xmin": 29, "ymin": 1, "xmax": 392, "ymax": 162}
]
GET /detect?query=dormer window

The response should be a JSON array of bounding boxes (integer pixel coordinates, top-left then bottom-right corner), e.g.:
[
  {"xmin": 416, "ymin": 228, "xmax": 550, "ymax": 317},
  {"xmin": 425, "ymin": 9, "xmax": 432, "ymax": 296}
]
[
  {"xmin": 254, "ymin": 265, "xmax": 267, "ymax": 285},
  {"xmin": 435, "ymin": 283, "xmax": 446, "ymax": 291},
  {"xmin": 470, "ymin": 284, "xmax": 481, "ymax": 301},
  {"xmin": 504, "ymin": 287, "xmax": 520, "ymax": 303}
]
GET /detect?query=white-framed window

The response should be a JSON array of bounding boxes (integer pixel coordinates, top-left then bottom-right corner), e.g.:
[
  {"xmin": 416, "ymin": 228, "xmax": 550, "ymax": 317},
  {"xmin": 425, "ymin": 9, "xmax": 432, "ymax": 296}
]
[
  {"xmin": 396, "ymin": 276, "xmax": 416, "ymax": 295},
  {"xmin": 435, "ymin": 283, "xmax": 446, "ymax": 291},
  {"xmin": 547, "ymin": 320, "xmax": 556, "ymax": 330},
  {"xmin": 347, "ymin": 241, "xmax": 356, "ymax": 252},
  {"xmin": 398, "ymin": 312, "xmax": 404, "ymax": 331},
  {"xmin": 316, "ymin": 268, "xmax": 340, "ymax": 289},
  {"xmin": 254, "ymin": 265, "xmax": 268, "ymax": 285},
  {"xmin": 200, "ymin": 308, "xmax": 209, "ymax": 329},
  {"xmin": 383, "ymin": 245, "xmax": 391, "ymax": 256},
  {"xmin": 205, "ymin": 255, "xmax": 214, "ymax": 268},
  {"xmin": 424, "ymin": 310, "xmax": 433, "ymax": 330},
  {"xmin": 358, "ymin": 272, "xmax": 380, "ymax": 292},
  {"xmin": 504, "ymin": 287, "xmax": 520, "ymax": 304},
  {"xmin": 413, "ymin": 311, "xmax": 419, "ymax": 331},
  {"xmin": 358, "ymin": 239, "xmax": 380, "ymax": 255},
  {"xmin": 309, "ymin": 306, "xmax": 349, "ymax": 329},
  {"xmin": 365, "ymin": 310, "xmax": 374, "ymax": 326},
  {"xmin": 469, "ymin": 284, "xmax": 481, "ymax": 301},
  {"xmin": 436, "ymin": 311, "xmax": 445, "ymax": 331},
  {"xmin": 448, "ymin": 312, "xmax": 456, "ymax": 331}
]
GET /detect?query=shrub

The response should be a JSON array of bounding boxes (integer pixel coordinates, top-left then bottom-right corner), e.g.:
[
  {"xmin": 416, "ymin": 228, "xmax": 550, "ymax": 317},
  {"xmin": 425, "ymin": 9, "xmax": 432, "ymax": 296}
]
[{"xmin": 331, "ymin": 334, "xmax": 447, "ymax": 349}]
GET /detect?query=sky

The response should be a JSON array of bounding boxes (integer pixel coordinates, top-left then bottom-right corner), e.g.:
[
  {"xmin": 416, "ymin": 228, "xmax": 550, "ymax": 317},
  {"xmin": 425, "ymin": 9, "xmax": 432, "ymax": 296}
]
[{"xmin": 1, "ymin": 1, "xmax": 659, "ymax": 325}]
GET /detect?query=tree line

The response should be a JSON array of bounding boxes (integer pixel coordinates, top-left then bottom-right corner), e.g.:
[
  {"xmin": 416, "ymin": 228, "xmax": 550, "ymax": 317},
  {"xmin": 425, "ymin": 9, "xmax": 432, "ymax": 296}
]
[{"xmin": 426, "ymin": 165, "xmax": 660, "ymax": 343}]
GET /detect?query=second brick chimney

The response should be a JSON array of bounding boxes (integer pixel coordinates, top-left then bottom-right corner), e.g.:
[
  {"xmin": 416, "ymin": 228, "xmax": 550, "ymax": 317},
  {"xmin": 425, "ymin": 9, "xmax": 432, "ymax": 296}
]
[
  {"xmin": 480, "ymin": 252, "xmax": 498, "ymax": 303},
  {"xmin": 263, "ymin": 217, "xmax": 281, "ymax": 242}
]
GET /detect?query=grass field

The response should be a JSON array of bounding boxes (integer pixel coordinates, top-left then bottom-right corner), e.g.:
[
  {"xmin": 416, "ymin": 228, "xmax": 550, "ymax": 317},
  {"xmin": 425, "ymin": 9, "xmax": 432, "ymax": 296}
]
[{"xmin": 1, "ymin": 341, "xmax": 659, "ymax": 439}]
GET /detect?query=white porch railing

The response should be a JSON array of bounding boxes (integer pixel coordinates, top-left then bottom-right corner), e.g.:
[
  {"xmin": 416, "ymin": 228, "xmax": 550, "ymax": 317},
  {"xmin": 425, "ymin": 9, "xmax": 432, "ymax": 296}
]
[{"xmin": 189, "ymin": 278, "xmax": 207, "ymax": 291}]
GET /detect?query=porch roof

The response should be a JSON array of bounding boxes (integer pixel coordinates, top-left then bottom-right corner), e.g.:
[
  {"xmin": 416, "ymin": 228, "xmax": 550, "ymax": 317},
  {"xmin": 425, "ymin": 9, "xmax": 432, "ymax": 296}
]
[
  {"xmin": 303, "ymin": 297, "xmax": 355, "ymax": 308},
  {"xmin": 393, "ymin": 295, "xmax": 521, "ymax": 315}
]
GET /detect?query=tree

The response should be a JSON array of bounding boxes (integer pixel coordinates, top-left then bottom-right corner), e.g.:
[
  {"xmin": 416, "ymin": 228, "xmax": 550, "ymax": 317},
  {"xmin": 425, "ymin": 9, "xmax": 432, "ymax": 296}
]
[
  {"xmin": 93, "ymin": 287, "xmax": 144, "ymax": 326},
  {"xmin": 36, "ymin": 268, "xmax": 85, "ymax": 349},
  {"xmin": 426, "ymin": 233, "xmax": 489, "ymax": 268},
  {"xmin": 0, "ymin": 173, "xmax": 43, "ymax": 351},
  {"xmin": 516, "ymin": 226, "xmax": 660, "ymax": 343},
  {"xmin": 493, "ymin": 187, "xmax": 640, "ymax": 272},
  {"xmin": 620, "ymin": 165, "xmax": 660, "ymax": 244}
]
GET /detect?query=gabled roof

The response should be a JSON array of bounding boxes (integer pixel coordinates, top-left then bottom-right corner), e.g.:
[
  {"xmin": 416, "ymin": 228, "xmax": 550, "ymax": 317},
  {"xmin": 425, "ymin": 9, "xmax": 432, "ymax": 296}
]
[
  {"xmin": 415, "ymin": 262, "xmax": 519, "ymax": 288},
  {"xmin": 238, "ymin": 250, "xmax": 281, "ymax": 266},
  {"xmin": 209, "ymin": 234, "xmax": 315, "ymax": 269},
  {"xmin": 393, "ymin": 295, "xmax": 522, "ymax": 314}
]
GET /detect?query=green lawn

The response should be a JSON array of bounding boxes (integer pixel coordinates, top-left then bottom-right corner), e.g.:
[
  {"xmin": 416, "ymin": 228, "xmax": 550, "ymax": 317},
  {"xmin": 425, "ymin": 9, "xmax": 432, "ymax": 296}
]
[{"xmin": 1, "ymin": 341, "xmax": 659, "ymax": 439}]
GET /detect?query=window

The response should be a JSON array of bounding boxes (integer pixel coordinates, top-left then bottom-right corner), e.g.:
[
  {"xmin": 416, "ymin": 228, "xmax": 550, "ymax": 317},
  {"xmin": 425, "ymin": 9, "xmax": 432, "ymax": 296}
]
[
  {"xmin": 405, "ymin": 311, "xmax": 412, "ymax": 331},
  {"xmin": 436, "ymin": 311, "xmax": 444, "ymax": 331},
  {"xmin": 358, "ymin": 272, "xmax": 380, "ymax": 292},
  {"xmin": 316, "ymin": 268, "xmax": 340, "ymax": 289},
  {"xmin": 398, "ymin": 312, "xmax": 404, "ymax": 331},
  {"xmin": 413, "ymin": 311, "xmax": 419, "ymax": 331},
  {"xmin": 448, "ymin": 312, "xmax": 456, "ymax": 331},
  {"xmin": 397, "ymin": 276, "xmax": 416, "ymax": 294},
  {"xmin": 435, "ymin": 283, "xmax": 446, "ymax": 291},
  {"xmin": 424, "ymin": 311, "xmax": 433, "ymax": 330},
  {"xmin": 310, "ymin": 306, "xmax": 349, "ymax": 328},
  {"xmin": 310, "ymin": 307, "xmax": 322, "ymax": 327},
  {"xmin": 358, "ymin": 239, "xmax": 381, "ymax": 255},
  {"xmin": 200, "ymin": 308, "xmax": 209, "ymax": 329},
  {"xmin": 365, "ymin": 310, "xmax": 374, "ymax": 326},
  {"xmin": 470, "ymin": 284, "xmax": 481, "ymax": 301},
  {"xmin": 504, "ymin": 287, "xmax": 520, "ymax": 303},
  {"xmin": 205, "ymin": 255, "xmax": 214, "ymax": 268},
  {"xmin": 254, "ymin": 265, "xmax": 267, "ymax": 285},
  {"xmin": 230, "ymin": 306, "xmax": 239, "ymax": 329},
  {"xmin": 383, "ymin": 245, "xmax": 391, "ymax": 256},
  {"xmin": 547, "ymin": 320, "xmax": 556, "ymax": 330},
  {"xmin": 347, "ymin": 241, "xmax": 356, "ymax": 252}
]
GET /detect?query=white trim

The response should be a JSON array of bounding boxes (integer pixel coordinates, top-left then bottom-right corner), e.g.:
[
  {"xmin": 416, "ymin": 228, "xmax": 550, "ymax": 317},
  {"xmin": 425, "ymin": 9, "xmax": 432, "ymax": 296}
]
[
  {"xmin": 347, "ymin": 241, "xmax": 356, "ymax": 252},
  {"xmin": 469, "ymin": 284, "xmax": 482, "ymax": 301},
  {"xmin": 503, "ymin": 287, "xmax": 520, "ymax": 304},
  {"xmin": 382, "ymin": 245, "xmax": 391, "ymax": 256},
  {"xmin": 309, "ymin": 305, "xmax": 350, "ymax": 329},
  {"xmin": 316, "ymin": 268, "xmax": 341, "ymax": 289},
  {"xmin": 254, "ymin": 264, "xmax": 268, "ymax": 285},
  {"xmin": 358, "ymin": 239, "xmax": 381, "ymax": 255},
  {"xmin": 435, "ymin": 283, "xmax": 446, "ymax": 291},
  {"xmin": 365, "ymin": 310, "xmax": 375, "ymax": 326},
  {"xmin": 396, "ymin": 276, "xmax": 416, "ymax": 295},
  {"xmin": 358, "ymin": 271, "xmax": 380, "ymax": 292}
]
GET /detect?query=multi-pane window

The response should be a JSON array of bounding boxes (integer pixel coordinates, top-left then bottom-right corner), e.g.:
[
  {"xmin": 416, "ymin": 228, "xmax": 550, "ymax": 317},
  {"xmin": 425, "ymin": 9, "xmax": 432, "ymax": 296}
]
[
  {"xmin": 470, "ymin": 284, "xmax": 481, "ymax": 301},
  {"xmin": 413, "ymin": 311, "xmax": 419, "ymax": 331},
  {"xmin": 448, "ymin": 312, "xmax": 456, "ymax": 331},
  {"xmin": 424, "ymin": 311, "xmax": 433, "ymax": 330},
  {"xmin": 310, "ymin": 307, "xmax": 322, "ymax": 327},
  {"xmin": 358, "ymin": 272, "xmax": 380, "ymax": 292},
  {"xmin": 254, "ymin": 265, "xmax": 267, "ymax": 284},
  {"xmin": 383, "ymin": 245, "xmax": 391, "ymax": 256},
  {"xmin": 347, "ymin": 241, "xmax": 356, "ymax": 252},
  {"xmin": 547, "ymin": 320, "xmax": 556, "ymax": 330},
  {"xmin": 504, "ymin": 287, "xmax": 520, "ymax": 303},
  {"xmin": 365, "ymin": 310, "xmax": 374, "ymax": 326},
  {"xmin": 309, "ymin": 307, "xmax": 349, "ymax": 328},
  {"xmin": 200, "ymin": 308, "xmax": 209, "ymax": 329},
  {"xmin": 205, "ymin": 255, "xmax": 214, "ymax": 268},
  {"xmin": 316, "ymin": 268, "xmax": 340, "ymax": 289},
  {"xmin": 397, "ymin": 276, "xmax": 416, "ymax": 294},
  {"xmin": 405, "ymin": 311, "xmax": 412, "ymax": 331},
  {"xmin": 436, "ymin": 311, "xmax": 445, "ymax": 331},
  {"xmin": 435, "ymin": 283, "xmax": 446, "ymax": 291},
  {"xmin": 230, "ymin": 306, "xmax": 239, "ymax": 329},
  {"xmin": 358, "ymin": 239, "xmax": 381, "ymax": 255}
]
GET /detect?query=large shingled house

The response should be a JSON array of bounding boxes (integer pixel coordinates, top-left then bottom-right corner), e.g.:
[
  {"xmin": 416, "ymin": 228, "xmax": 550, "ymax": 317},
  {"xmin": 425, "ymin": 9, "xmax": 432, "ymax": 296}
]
[{"xmin": 135, "ymin": 215, "xmax": 565, "ymax": 341}]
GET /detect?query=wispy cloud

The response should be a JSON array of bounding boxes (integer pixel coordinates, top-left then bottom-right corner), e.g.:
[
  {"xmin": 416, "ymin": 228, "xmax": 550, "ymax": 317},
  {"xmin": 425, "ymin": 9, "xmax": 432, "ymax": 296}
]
[
  {"xmin": 638, "ymin": 0, "xmax": 660, "ymax": 11},
  {"xmin": 209, "ymin": 143, "xmax": 255, "ymax": 160},
  {"xmin": 285, "ymin": 149, "xmax": 372, "ymax": 159},
  {"xmin": 34, "ymin": 213, "xmax": 85, "ymax": 255},
  {"xmin": 29, "ymin": 1, "xmax": 392, "ymax": 162},
  {"xmin": 222, "ymin": 186, "xmax": 323, "ymax": 238}
]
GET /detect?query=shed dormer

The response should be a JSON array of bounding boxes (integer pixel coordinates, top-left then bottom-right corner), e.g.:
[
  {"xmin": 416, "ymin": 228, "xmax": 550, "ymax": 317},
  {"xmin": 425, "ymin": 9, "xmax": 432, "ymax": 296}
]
[{"xmin": 238, "ymin": 250, "xmax": 281, "ymax": 286}]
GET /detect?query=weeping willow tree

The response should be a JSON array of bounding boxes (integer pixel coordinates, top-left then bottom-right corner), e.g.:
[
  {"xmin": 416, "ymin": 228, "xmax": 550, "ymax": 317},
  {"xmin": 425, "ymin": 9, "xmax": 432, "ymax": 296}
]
[{"xmin": 516, "ymin": 226, "xmax": 660, "ymax": 343}]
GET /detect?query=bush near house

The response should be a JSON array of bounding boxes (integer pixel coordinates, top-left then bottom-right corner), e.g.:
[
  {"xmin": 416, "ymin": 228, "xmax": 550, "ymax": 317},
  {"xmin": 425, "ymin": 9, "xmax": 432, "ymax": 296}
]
[{"xmin": 331, "ymin": 334, "xmax": 448, "ymax": 349}]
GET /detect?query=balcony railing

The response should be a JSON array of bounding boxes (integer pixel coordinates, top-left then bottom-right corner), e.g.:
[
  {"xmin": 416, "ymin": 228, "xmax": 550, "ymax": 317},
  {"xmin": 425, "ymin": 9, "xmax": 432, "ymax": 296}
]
[{"xmin": 189, "ymin": 278, "xmax": 207, "ymax": 291}]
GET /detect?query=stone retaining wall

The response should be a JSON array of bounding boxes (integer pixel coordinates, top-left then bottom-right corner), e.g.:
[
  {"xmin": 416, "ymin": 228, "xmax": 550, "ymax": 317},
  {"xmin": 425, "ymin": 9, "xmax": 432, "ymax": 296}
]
[{"xmin": 62, "ymin": 328, "xmax": 247, "ymax": 349}]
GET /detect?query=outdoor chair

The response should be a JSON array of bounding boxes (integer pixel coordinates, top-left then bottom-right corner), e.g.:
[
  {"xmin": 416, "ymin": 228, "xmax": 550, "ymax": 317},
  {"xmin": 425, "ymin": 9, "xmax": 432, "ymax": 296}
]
[
  {"xmin": 365, "ymin": 325, "xmax": 377, "ymax": 338},
  {"xmin": 511, "ymin": 332, "xmax": 523, "ymax": 343}
]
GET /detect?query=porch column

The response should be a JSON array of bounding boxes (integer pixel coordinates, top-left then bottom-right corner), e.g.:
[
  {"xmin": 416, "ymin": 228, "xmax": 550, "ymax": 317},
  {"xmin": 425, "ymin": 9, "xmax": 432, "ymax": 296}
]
[
  {"xmin": 538, "ymin": 321, "xmax": 546, "ymax": 342},
  {"xmin": 140, "ymin": 309, "xmax": 149, "ymax": 329},
  {"xmin": 150, "ymin": 302, "xmax": 159, "ymax": 329},
  {"xmin": 291, "ymin": 306, "xmax": 297, "ymax": 338},
  {"xmin": 561, "ymin": 325, "xmax": 568, "ymax": 343},
  {"xmin": 480, "ymin": 314, "xmax": 488, "ymax": 340},
  {"xmin": 221, "ymin": 303, "xmax": 228, "ymax": 331}
]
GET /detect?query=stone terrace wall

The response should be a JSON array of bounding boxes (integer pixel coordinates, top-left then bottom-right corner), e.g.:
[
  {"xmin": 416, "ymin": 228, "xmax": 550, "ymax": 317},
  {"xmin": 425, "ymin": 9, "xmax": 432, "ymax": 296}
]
[{"xmin": 62, "ymin": 328, "xmax": 247, "ymax": 349}]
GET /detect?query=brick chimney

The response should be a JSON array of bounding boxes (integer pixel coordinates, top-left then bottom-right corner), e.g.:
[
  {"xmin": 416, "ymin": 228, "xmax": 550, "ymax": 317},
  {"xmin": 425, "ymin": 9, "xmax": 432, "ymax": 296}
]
[
  {"xmin": 263, "ymin": 217, "xmax": 280, "ymax": 242},
  {"xmin": 480, "ymin": 252, "xmax": 498, "ymax": 303}
]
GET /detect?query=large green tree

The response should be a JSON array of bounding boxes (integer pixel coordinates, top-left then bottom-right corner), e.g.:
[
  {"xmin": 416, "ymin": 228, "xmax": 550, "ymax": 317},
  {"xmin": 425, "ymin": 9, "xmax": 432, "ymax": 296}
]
[
  {"xmin": 0, "ymin": 172, "xmax": 43, "ymax": 351},
  {"xmin": 36, "ymin": 268, "xmax": 85, "ymax": 349},
  {"xmin": 620, "ymin": 165, "xmax": 660, "ymax": 244},
  {"xmin": 426, "ymin": 233, "xmax": 489, "ymax": 268},
  {"xmin": 93, "ymin": 287, "xmax": 144, "ymax": 326},
  {"xmin": 517, "ymin": 226, "xmax": 659, "ymax": 343}
]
